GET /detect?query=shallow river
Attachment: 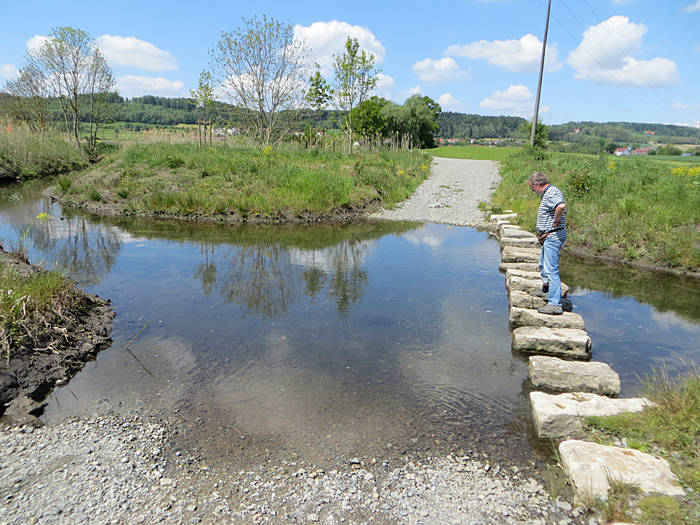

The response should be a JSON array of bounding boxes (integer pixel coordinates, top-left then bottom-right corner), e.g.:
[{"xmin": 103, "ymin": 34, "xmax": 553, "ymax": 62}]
[{"xmin": 1, "ymin": 180, "xmax": 699, "ymax": 468}]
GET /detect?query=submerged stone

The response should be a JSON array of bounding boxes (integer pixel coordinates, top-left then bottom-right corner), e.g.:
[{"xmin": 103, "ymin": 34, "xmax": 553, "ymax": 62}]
[{"xmin": 529, "ymin": 356, "xmax": 618, "ymax": 394}]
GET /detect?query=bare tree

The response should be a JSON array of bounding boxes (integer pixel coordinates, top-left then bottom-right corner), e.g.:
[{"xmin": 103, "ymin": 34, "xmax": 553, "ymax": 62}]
[
  {"xmin": 26, "ymin": 26, "xmax": 116, "ymax": 151},
  {"xmin": 209, "ymin": 16, "xmax": 313, "ymax": 146},
  {"xmin": 1, "ymin": 65, "xmax": 50, "ymax": 133}
]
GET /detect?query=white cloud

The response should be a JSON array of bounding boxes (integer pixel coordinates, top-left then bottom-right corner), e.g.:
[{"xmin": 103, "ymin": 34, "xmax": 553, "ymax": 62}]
[
  {"xmin": 398, "ymin": 85, "xmax": 423, "ymax": 101},
  {"xmin": 438, "ymin": 93, "xmax": 468, "ymax": 111},
  {"xmin": 411, "ymin": 57, "xmax": 468, "ymax": 82},
  {"xmin": 115, "ymin": 75, "xmax": 185, "ymax": 98},
  {"xmin": 567, "ymin": 16, "xmax": 679, "ymax": 87},
  {"xmin": 96, "ymin": 35, "xmax": 179, "ymax": 71},
  {"xmin": 672, "ymin": 101, "xmax": 700, "ymax": 111},
  {"xmin": 294, "ymin": 21, "xmax": 386, "ymax": 74},
  {"xmin": 26, "ymin": 35, "xmax": 49, "ymax": 51},
  {"xmin": 370, "ymin": 73, "xmax": 395, "ymax": 99},
  {"xmin": 444, "ymin": 34, "xmax": 562, "ymax": 73},
  {"xmin": 1, "ymin": 64, "xmax": 20, "ymax": 81},
  {"xmin": 684, "ymin": 0, "xmax": 700, "ymax": 12},
  {"xmin": 479, "ymin": 84, "xmax": 534, "ymax": 116}
]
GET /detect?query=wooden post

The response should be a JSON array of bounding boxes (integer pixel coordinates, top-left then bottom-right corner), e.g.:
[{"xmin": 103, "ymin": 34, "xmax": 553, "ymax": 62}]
[{"xmin": 198, "ymin": 119, "xmax": 202, "ymax": 150}]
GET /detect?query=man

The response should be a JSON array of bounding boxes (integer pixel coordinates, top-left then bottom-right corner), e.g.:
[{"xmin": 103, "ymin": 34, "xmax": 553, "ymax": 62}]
[{"xmin": 528, "ymin": 172, "xmax": 567, "ymax": 315}]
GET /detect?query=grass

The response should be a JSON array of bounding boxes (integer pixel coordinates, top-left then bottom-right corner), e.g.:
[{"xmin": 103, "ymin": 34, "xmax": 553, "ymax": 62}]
[
  {"xmin": 584, "ymin": 368, "xmax": 700, "ymax": 524},
  {"xmin": 57, "ymin": 142, "xmax": 432, "ymax": 220},
  {"xmin": 0, "ymin": 256, "xmax": 88, "ymax": 363},
  {"xmin": 488, "ymin": 149, "xmax": 700, "ymax": 271},
  {"xmin": 0, "ymin": 126, "xmax": 88, "ymax": 178},
  {"xmin": 429, "ymin": 145, "xmax": 517, "ymax": 161}
]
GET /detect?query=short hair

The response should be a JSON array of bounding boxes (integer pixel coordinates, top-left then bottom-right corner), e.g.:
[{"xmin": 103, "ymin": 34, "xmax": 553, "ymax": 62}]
[{"xmin": 529, "ymin": 172, "xmax": 548, "ymax": 186}]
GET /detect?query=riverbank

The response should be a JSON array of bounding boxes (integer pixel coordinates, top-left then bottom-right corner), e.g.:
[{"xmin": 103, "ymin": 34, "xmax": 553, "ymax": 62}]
[
  {"xmin": 0, "ymin": 249, "xmax": 114, "ymax": 424},
  {"xmin": 52, "ymin": 143, "xmax": 431, "ymax": 223}
]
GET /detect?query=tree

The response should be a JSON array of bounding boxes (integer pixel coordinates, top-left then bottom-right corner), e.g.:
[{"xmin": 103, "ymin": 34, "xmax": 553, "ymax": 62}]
[
  {"xmin": 352, "ymin": 96, "xmax": 389, "ymax": 137},
  {"xmin": 189, "ymin": 70, "xmax": 215, "ymax": 122},
  {"xmin": 28, "ymin": 27, "xmax": 116, "ymax": 151},
  {"xmin": 382, "ymin": 95, "xmax": 441, "ymax": 148},
  {"xmin": 209, "ymin": 16, "xmax": 313, "ymax": 146},
  {"xmin": 304, "ymin": 67, "xmax": 334, "ymax": 145},
  {"xmin": 1, "ymin": 65, "xmax": 50, "ymax": 133},
  {"xmin": 520, "ymin": 119, "xmax": 549, "ymax": 149},
  {"xmin": 333, "ymin": 37, "xmax": 380, "ymax": 153}
]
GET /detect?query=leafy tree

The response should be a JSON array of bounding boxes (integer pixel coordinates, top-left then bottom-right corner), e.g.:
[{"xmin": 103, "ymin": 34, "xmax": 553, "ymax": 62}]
[
  {"xmin": 520, "ymin": 119, "xmax": 549, "ymax": 149},
  {"xmin": 382, "ymin": 95, "xmax": 441, "ymax": 148},
  {"xmin": 333, "ymin": 37, "xmax": 380, "ymax": 153},
  {"xmin": 209, "ymin": 16, "xmax": 313, "ymax": 146},
  {"xmin": 27, "ymin": 27, "xmax": 116, "ymax": 151},
  {"xmin": 189, "ymin": 70, "xmax": 215, "ymax": 122},
  {"xmin": 305, "ymin": 67, "xmax": 334, "ymax": 113},
  {"xmin": 352, "ymin": 96, "xmax": 389, "ymax": 137}
]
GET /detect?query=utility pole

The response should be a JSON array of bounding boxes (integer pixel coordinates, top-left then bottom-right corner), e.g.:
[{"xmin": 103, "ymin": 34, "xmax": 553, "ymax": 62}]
[
  {"xmin": 531, "ymin": 0, "xmax": 552, "ymax": 148},
  {"xmin": 694, "ymin": 121, "xmax": 699, "ymax": 157}
]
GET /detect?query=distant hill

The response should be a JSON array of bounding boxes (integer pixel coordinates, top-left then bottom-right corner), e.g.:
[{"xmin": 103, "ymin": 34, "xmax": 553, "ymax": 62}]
[{"xmin": 436, "ymin": 112, "xmax": 527, "ymax": 140}]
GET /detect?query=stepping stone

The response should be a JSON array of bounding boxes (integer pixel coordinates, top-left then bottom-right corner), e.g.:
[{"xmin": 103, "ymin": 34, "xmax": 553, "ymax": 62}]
[
  {"xmin": 500, "ymin": 236, "xmax": 540, "ymax": 250},
  {"xmin": 559, "ymin": 440, "xmax": 685, "ymax": 500},
  {"xmin": 506, "ymin": 276, "xmax": 569, "ymax": 298},
  {"xmin": 508, "ymin": 291, "xmax": 573, "ymax": 312},
  {"xmin": 505, "ymin": 269, "xmax": 542, "ymax": 281},
  {"xmin": 502, "ymin": 247, "xmax": 540, "ymax": 264},
  {"xmin": 499, "ymin": 262, "xmax": 539, "ymax": 273},
  {"xmin": 500, "ymin": 228, "xmax": 536, "ymax": 239},
  {"xmin": 529, "ymin": 356, "xmax": 618, "ymax": 394},
  {"xmin": 514, "ymin": 327, "xmax": 591, "ymax": 359},
  {"xmin": 530, "ymin": 392, "xmax": 651, "ymax": 438},
  {"xmin": 510, "ymin": 307, "xmax": 583, "ymax": 330},
  {"xmin": 490, "ymin": 213, "xmax": 518, "ymax": 222}
]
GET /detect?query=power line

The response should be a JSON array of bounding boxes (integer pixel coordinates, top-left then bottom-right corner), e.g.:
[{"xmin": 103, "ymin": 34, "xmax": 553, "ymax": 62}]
[{"xmin": 535, "ymin": 0, "xmax": 686, "ymax": 124}]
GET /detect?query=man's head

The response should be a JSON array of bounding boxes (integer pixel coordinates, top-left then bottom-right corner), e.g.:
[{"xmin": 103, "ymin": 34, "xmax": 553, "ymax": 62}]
[{"xmin": 529, "ymin": 172, "xmax": 549, "ymax": 195}]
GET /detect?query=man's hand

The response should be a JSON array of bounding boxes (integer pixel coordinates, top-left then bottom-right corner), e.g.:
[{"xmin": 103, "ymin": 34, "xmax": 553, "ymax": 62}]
[{"xmin": 538, "ymin": 232, "xmax": 549, "ymax": 245}]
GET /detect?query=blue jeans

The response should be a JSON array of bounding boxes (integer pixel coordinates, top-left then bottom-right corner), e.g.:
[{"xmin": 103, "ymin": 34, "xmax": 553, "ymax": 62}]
[{"xmin": 539, "ymin": 233, "xmax": 566, "ymax": 306}]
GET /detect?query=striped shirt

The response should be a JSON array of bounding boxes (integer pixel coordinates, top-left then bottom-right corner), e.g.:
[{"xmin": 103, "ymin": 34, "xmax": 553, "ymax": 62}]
[{"xmin": 536, "ymin": 185, "xmax": 566, "ymax": 240}]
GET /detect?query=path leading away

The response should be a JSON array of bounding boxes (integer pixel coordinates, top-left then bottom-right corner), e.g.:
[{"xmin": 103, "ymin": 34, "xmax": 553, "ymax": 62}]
[{"xmin": 371, "ymin": 157, "xmax": 502, "ymax": 227}]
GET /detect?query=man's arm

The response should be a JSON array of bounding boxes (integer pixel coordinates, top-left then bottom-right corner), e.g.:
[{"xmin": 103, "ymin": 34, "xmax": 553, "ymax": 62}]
[{"xmin": 552, "ymin": 202, "xmax": 565, "ymax": 228}]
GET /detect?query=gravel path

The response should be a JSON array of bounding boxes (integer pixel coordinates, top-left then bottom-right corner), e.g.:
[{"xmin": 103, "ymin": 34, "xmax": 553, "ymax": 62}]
[
  {"xmin": 0, "ymin": 159, "xmax": 598, "ymax": 525},
  {"xmin": 370, "ymin": 157, "xmax": 502, "ymax": 227}
]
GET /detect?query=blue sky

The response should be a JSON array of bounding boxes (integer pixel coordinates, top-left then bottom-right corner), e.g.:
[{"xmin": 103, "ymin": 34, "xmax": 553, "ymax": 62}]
[{"xmin": 1, "ymin": 0, "xmax": 699, "ymax": 128}]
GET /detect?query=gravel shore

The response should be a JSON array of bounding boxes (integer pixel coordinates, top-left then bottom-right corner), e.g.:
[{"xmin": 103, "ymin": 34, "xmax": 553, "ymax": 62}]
[
  {"xmin": 370, "ymin": 157, "xmax": 502, "ymax": 228},
  {"xmin": 0, "ymin": 158, "xmax": 596, "ymax": 525}
]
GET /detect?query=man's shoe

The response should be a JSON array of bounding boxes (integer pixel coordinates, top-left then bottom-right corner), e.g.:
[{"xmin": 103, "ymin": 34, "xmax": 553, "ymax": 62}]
[
  {"xmin": 531, "ymin": 290, "xmax": 548, "ymax": 299},
  {"xmin": 537, "ymin": 304, "xmax": 563, "ymax": 315}
]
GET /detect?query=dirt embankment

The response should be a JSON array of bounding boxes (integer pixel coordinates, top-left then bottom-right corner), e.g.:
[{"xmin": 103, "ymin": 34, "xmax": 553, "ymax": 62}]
[{"xmin": 0, "ymin": 250, "xmax": 115, "ymax": 425}]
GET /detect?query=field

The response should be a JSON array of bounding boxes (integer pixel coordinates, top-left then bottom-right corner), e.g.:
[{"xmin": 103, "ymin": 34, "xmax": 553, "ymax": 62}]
[
  {"xmin": 429, "ymin": 145, "xmax": 517, "ymax": 161},
  {"xmin": 489, "ymin": 150, "xmax": 700, "ymax": 270}
]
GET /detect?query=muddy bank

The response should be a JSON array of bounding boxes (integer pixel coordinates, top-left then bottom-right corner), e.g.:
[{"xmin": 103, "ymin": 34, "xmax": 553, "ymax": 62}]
[{"xmin": 0, "ymin": 249, "xmax": 115, "ymax": 425}]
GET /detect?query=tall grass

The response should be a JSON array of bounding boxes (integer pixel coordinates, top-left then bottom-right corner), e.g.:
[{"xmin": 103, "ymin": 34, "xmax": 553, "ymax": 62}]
[
  {"xmin": 0, "ymin": 258, "xmax": 87, "ymax": 363},
  {"xmin": 58, "ymin": 142, "xmax": 432, "ymax": 219},
  {"xmin": 489, "ymin": 150, "xmax": 700, "ymax": 270},
  {"xmin": 586, "ymin": 368, "xmax": 700, "ymax": 524},
  {"xmin": 0, "ymin": 125, "xmax": 88, "ymax": 178}
]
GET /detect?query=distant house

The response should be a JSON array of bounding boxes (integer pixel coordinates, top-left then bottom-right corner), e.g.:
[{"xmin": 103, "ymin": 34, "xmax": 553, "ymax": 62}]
[
  {"xmin": 644, "ymin": 131, "xmax": 656, "ymax": 135},
  {"xmin": 614, "ymin": 147, "xmax": 631, "ymax": 156},
  {"xmin": 632, "ymin": 147, "xmax": 653, "ymax": 155},
  {"xmin": 574, "ymin": 128, "xmax": 580, "ymax": 133},
  {"xmin": 448, "ymin": 138, "xmax": 460, "ymax": 144},
  {"xmin": 439, "ymin": 138, "xmax": 445, "ymax": 144}
]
